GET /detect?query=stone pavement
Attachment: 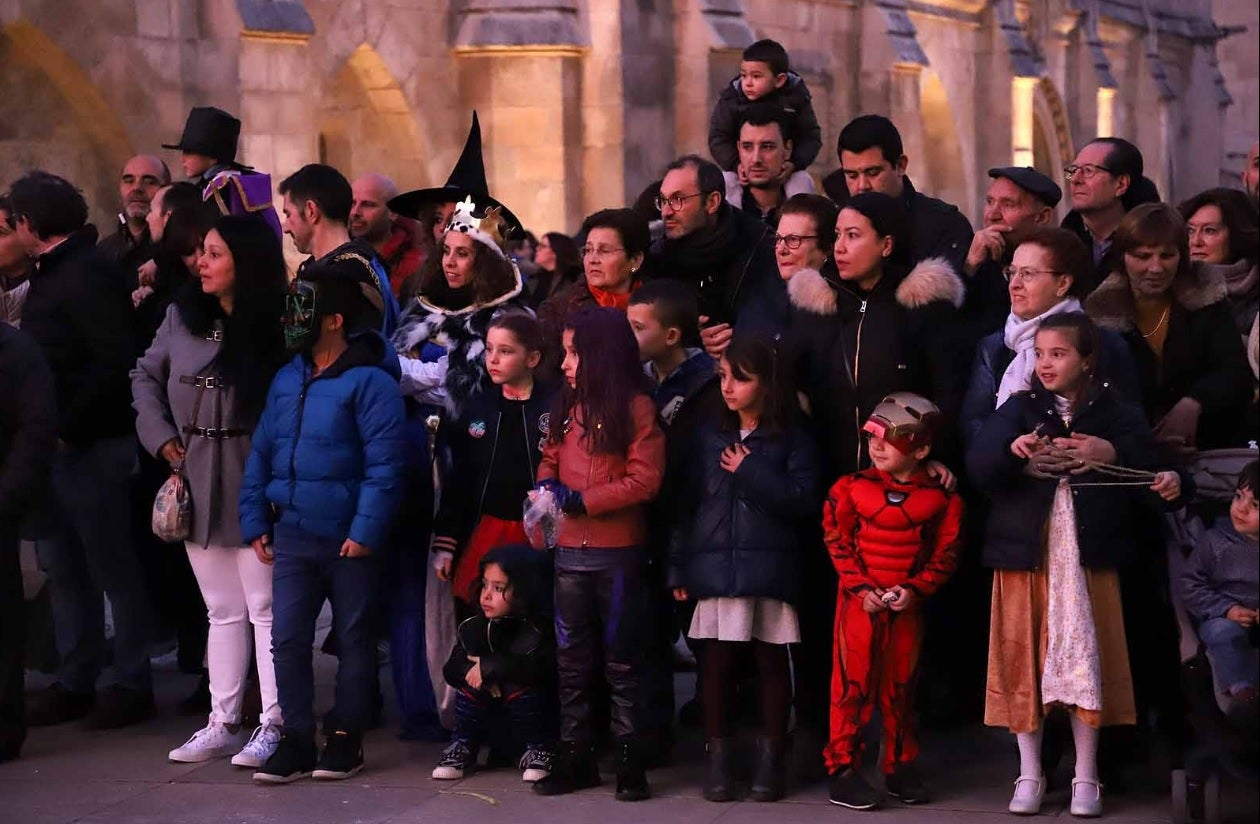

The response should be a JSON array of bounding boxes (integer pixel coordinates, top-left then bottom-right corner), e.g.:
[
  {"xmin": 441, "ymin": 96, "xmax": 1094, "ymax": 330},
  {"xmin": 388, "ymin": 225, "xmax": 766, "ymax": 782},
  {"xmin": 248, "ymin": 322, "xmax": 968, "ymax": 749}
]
[{"xmin": 3, "ymin": 648, "xmax": 1255, "ymax": 823}]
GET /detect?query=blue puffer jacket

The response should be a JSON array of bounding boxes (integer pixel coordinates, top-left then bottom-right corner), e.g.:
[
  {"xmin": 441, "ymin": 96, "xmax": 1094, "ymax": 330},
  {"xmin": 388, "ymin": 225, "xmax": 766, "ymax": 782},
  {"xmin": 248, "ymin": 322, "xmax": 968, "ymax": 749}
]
[
  {"xmin": 240, "ymin": 331, "xmax": 407, "ymax": 551},
  {"xmin": 668, "ymin": 422, "xmax": 820, "ymax": 605}
]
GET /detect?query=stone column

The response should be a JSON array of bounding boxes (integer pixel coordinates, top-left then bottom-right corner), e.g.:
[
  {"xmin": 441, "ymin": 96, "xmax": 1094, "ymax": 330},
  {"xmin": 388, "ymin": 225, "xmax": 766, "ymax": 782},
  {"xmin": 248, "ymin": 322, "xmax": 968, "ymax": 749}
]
[{"xmin": 454, "ymin": 1, "xmax": 586, "ymax": 235}]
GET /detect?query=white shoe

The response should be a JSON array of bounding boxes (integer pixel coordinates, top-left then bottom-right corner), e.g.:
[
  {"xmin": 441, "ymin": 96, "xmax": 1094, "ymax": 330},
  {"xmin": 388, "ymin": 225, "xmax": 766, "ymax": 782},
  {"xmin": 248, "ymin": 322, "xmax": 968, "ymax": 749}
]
[
  {"xmin": 168, "ymin": 722, "xmax": 247, "ymax": 763},
  {"xmin": 231, "ymin": 723, "xmax": 283, "ymax": 768},
  {"xmin": 1070, "ymin": 778, "xmax": 1103, "ymax": 817},
  {"xmin": 1008, "ymin": 774, "xmax": 1046, "ymax": 815}
]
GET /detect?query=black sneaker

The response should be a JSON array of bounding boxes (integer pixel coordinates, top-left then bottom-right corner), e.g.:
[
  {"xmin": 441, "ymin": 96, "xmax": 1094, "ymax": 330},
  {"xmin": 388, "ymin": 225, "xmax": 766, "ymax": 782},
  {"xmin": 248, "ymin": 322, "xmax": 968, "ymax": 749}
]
[
  {"xmin": 313, "ymin": 729, "xmax": 364, "ymax": 780},
  {"xmin": 25, "ymin": 684, "xmax": 94, "ymax": 727},
  {"xmin": 519, "ymin": 747, "xmax": 553, "ymax": 782},
  {"xmin": 432, "ymin": 739, "xmax": 479, "ymax": 780},
  {"xmin": 83, "ymin": 686, "xmax": 154, "ymax": 730},
  {"xmin": 885, "ymin": 763, "xmax": 930, "ymax": 804},
  {"xmin": 253, "ymin": 732, "xmax": 318, "ymax": 784},
  {"xmin": 829, "ymin": 767, "xmax": 880, "ymax": 810}
]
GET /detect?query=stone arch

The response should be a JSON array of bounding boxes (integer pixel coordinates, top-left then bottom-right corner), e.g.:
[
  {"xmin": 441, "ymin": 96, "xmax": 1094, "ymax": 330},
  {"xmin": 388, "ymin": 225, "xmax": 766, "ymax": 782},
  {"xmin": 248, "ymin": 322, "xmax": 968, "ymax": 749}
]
[
  {"xmin": 1032, "ymin": 77, "xmax": 1074, "ymax": 206},
  {"xmin": 318, "ymin": 43, "xmax": 429, "ymax": 189},
  {"xmin": 918, "ymin": 69, "xmax": 971, "ymax": 217},
  {"xmin": 0, "ymin": 20, "xmax": 134, "ymax": 226}
]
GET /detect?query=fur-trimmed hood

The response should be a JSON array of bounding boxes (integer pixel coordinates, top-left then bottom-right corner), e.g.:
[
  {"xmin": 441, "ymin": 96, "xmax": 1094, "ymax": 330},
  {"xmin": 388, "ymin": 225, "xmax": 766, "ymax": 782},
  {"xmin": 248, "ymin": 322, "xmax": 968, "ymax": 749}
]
[
  {"xmin": 786, "ymin": 257, "xmax": 964, "ymax": 316},
  {"xmin": 1085, "ymin": 260, "xmax": 1229, "ymax": 333}
]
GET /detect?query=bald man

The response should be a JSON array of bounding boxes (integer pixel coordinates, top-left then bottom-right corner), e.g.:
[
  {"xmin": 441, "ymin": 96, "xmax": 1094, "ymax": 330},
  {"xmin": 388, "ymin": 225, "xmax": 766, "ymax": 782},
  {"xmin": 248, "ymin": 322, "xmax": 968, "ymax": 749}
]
[
  {"xmin": 350, "ymin": 173, "xmax": 427, "ymax": 299},
  {"xmin": 98, "ymin": 155, "xmax": 171, "ymax": 282}
]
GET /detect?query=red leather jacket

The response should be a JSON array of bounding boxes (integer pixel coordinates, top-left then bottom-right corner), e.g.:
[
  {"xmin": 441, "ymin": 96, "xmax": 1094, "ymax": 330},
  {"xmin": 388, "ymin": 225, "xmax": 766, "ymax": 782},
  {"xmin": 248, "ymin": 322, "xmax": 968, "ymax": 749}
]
[
  {"xmin": 822, "ymin": 468, "xmax": 964, "ymax": 597},
  {"xmin": 537, "ymin": 394, "xmax": 665, "ymax": 548}
]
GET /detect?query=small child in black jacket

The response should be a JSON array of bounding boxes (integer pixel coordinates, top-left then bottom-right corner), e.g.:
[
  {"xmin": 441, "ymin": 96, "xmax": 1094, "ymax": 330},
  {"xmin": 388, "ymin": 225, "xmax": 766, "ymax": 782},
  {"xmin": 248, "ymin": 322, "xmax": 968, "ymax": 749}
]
[{"xmin": 433, "ymin": 544, "xmax": 555, "ymax": 783}]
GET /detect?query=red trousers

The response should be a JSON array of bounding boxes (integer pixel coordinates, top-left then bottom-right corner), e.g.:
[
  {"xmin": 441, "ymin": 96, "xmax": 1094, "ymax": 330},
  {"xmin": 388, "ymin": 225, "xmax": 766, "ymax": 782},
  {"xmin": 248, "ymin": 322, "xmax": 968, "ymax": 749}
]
[{"xmin": 824, "ymin": 590, "xmax": 924, "ymax": 774}]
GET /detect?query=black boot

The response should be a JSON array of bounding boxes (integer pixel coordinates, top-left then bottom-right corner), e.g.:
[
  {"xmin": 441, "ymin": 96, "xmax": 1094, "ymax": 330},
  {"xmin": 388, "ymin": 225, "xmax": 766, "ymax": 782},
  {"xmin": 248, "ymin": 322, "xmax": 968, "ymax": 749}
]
[
  {"xmin": 749, "ymin": 735, "xmax": 786, "ymax": 802},
  {"xmin": 533, "ymin": 741, "xmax": 601, "ymax": 796},
  {"xmin": 703, "ymin": 737, "xmax": 736, "ymax": 802},
  {"xmin": 614, "ymin": 736, "xmax": 650, "ymax": 802}
]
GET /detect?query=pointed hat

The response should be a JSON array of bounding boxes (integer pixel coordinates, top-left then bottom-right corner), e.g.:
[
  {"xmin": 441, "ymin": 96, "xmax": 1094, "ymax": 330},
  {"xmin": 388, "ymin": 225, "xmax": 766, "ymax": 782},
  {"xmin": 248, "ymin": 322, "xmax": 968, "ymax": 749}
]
[{"xmin": 388, "ymin": 112, "xmax": 522, "ymax": 237}]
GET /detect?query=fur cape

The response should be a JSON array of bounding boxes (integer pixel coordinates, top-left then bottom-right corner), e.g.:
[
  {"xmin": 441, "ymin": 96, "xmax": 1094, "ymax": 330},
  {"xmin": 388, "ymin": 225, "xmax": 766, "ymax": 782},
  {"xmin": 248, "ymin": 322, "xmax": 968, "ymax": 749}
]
[
  {"xmin": 392, "ymin": 266, "xmax": 526, "ymax": 418},
  {"xmin": 786, "ymin": 257, "xmax": 965, "ymax": 316},
  {"xmin": 1085, "ymin": 260, "xmax": 1228, "ymax": 333}
]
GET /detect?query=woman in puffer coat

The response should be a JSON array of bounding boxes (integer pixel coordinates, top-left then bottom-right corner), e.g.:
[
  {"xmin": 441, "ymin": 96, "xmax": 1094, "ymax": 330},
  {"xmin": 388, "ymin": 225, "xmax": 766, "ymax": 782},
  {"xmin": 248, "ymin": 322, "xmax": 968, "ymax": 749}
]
[{"xmin": 669, "ymin": 334, "xmax": 819, "ymax": 803}]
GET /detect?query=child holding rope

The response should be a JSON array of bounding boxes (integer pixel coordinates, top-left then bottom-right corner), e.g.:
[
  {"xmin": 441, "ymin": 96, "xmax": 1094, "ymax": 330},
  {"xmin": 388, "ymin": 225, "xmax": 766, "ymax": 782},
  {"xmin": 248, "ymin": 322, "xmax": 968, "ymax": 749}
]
[{"xmin": 966, "ymin": 313, "xmax": 1185, "ymax": 819}]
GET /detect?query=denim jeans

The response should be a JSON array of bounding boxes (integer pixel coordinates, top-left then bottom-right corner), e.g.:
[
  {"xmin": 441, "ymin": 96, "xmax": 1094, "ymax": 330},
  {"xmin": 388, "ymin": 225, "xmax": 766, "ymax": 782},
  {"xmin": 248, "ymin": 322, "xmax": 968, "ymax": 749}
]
[
  {"xmin": 35, "ymin": 435, "xmax": 150, "ymax": 693},
  {"xmin": 453, "ymin": 687, "xmax": 545, "ymax": 755},
  {"xmin": 271, "ymin": 526, "xmax": 379, "ymax": 738},
  {"xmin": 1199, "ymin": 616, "xmax": 1259, "ymax": 694}
]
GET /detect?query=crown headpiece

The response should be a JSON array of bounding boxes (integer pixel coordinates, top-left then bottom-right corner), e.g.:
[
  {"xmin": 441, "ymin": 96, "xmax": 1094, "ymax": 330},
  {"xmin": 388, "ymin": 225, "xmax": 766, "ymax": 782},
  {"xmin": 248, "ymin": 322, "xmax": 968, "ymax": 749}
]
[{"xmin": 445, "ymin": 196, "xmax": 508, "ymax": 259}]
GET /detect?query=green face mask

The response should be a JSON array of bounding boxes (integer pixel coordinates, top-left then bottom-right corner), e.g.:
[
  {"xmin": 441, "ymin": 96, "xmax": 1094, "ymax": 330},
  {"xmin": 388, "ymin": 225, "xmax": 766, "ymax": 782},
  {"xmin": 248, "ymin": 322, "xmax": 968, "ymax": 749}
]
[{"xmin": 282, "ymin": 280, "xmax": 318, "ymax": 351}]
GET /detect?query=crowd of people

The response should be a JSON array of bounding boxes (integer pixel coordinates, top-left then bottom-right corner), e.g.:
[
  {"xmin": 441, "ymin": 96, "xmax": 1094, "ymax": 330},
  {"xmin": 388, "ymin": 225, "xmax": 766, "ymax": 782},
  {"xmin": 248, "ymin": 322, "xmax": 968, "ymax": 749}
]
[{"xmin": 0, "ymin": 36, "xmax": 1258, "ymax": 819}]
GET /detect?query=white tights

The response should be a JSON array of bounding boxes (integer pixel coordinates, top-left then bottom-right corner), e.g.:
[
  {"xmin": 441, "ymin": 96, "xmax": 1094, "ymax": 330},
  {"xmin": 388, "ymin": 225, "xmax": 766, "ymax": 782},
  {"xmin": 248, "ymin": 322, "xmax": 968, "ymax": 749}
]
[
  {"xmin": 1014, "ymin": 715, "xmax": 1100, "ymax": 781},
  {"xmin": 185, "ymin": 544, "xmax": 281, "ymax": 727}
]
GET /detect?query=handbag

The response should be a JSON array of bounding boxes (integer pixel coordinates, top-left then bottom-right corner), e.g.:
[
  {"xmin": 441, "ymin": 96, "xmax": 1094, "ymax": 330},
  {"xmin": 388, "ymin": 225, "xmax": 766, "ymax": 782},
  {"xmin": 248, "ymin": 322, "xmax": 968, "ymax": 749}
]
[{"xmin": 151, "ymin": 381, "xmax": 208, "ymax": 542}]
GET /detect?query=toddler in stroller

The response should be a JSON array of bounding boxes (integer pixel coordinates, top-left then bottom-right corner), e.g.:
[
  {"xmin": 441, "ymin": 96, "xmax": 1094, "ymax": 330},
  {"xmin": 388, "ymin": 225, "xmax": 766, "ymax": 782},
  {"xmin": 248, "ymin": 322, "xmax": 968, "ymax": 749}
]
[{"xmin": 1169, "ymin": 452, "xmax": 1258, "ymax": 823}]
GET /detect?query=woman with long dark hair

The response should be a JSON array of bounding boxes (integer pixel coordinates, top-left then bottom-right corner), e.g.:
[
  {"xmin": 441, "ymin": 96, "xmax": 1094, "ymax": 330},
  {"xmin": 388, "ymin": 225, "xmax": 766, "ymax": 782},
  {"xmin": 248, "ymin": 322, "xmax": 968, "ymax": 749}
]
[
  {"xmin": 531, "ymin": 307, "xmax": 666, "ymax": 801},
  {"xmin": 526, "ymin": 231, "xmax": 582, "ymax": 309},
  {"xmin": 132, "ymin": 214, "xmax": 288, "ymax": 767}
]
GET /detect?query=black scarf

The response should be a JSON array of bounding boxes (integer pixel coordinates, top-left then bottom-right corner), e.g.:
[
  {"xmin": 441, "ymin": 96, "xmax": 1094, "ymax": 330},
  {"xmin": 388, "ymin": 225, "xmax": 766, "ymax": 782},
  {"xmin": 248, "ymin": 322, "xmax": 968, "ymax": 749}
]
[{"xmin": 660, "ymin": 204, "xmax": 744, "ymax": 321}]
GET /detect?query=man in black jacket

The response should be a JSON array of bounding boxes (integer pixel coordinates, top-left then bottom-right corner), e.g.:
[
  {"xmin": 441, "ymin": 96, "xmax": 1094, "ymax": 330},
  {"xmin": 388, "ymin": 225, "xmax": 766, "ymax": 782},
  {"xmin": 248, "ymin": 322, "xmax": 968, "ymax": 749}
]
[
  {"xmin": 646, "ymin": 155, "xmax": 787, "ymax": 358},
  {"xmin": 823, "ymin": 115, "xmax": 973, "ymax": 275},
  {"xmin": 96, "ymin": 155, "xmax": 170, "ymax": 287},
  {"xmin": 0, "ymin": 322, "xmax": 56, "ymax": 762},
  {"xmin": 7, "ymin": 171, "xmax": 153, "ymax": 729}
]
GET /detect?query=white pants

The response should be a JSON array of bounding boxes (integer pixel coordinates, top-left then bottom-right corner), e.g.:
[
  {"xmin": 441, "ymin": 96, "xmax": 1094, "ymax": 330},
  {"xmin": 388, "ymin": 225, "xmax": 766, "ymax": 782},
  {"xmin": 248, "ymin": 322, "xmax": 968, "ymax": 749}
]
[{"xmin": 185, "ymin": 544, "xmax": 281, "ymax": 726}]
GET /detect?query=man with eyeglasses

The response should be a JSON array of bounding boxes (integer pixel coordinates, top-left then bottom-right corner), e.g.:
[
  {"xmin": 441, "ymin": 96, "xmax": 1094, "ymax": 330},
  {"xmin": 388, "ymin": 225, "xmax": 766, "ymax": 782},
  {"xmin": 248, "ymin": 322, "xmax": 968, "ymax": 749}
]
[
  {"xmin": 822, "ymin": 115, "xmax": 973, "ymax": 276},
  {"xmin": 646, "ymin": 154, "xmax": 785, "ymax": 357},
  {"xmin": 1061, "ymin": 137, "xmax": 1160, "ymax": 294}
]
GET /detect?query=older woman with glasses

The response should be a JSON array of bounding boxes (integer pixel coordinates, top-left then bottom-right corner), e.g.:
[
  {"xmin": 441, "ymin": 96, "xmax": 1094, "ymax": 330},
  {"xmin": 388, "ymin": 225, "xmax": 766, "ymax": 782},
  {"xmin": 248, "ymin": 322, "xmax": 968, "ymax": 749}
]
[
  {"xmin": 774, "ymin": 194, "xmax": 837, "ymax": 283},
  {"xmin": 960, "ymin": 227, "xmax": 1140, "ymax": 445},
  {"xmin": 538, "ymin": 208, "xmax": 649, "ymax": 374}
]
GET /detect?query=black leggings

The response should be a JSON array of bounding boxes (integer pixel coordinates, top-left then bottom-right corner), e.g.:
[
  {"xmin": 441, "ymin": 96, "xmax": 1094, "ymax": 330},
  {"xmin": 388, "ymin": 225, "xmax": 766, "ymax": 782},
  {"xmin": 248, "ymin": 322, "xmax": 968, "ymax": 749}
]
[{"xmin": 702, "ymin": 639, "xmax": 791, "ymax": 740}]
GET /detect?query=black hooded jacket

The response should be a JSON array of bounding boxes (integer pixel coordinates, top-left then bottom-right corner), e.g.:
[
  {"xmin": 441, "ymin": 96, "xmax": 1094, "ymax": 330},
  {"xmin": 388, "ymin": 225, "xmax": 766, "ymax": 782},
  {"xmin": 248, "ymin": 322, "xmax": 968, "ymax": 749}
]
[{"xmin": 709, "ymin": 72, "xmax": 823, "ymax": 171}]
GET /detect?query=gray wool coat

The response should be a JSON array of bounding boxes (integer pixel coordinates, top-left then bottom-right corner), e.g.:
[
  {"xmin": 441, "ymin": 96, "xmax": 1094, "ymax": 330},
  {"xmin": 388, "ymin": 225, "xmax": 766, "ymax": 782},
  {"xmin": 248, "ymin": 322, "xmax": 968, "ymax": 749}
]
[{"xmin": 131, "ymin": 305, "xmax": 255, "ymax": 548}]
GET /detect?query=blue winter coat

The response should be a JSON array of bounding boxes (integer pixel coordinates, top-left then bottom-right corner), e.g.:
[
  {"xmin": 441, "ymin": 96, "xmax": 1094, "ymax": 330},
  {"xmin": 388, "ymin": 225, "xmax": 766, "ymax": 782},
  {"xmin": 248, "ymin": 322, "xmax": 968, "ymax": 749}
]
[
  {"xmin": 669, "ymin": 422, "xmax": 820, "ymax": 604},
  {"xmin": 239, "ymin": 332, "xmax": 407, "ymax": 551}
]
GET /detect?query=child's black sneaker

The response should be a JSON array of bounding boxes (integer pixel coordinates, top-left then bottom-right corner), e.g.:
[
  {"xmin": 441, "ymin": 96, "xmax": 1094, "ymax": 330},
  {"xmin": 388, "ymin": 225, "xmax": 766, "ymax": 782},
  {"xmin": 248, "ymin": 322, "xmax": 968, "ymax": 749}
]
[
  {"xmin": 533, "ymin": 741, "xmax": 601, "ymax": 796},
  {"xmin": 253, "ymin": 732, "xmax": 317, "ymax": 784},
  {"xmin": 828, "ymin": 767, "xmax": 880, "ymax": 810},
  {"xmin": 519, "ymin": 747, "xmax": 552, "ymax": 782},
  {"xmin": 432, "ymin": 740, "xmax": 478, "ymax": 780},
  {"xmin": 312, "ymin": 729, "xmax": 364, "ymax": 780},
  {"xmin": 885, "ymin": 762, "xmax": 930, "ymax": 804}
]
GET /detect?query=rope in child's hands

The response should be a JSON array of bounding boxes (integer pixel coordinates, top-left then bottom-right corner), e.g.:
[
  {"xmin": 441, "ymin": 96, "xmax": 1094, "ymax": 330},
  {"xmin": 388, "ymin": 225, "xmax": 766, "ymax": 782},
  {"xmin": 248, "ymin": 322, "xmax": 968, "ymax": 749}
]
[{"xmin": 1037, "ymin": 442, "xmax": 1162, "ymax": 487}]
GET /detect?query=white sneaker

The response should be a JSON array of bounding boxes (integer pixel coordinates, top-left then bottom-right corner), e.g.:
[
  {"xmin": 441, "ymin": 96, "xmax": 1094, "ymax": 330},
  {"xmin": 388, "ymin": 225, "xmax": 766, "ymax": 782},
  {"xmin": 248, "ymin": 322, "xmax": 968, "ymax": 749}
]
[
  {"xmin": 1070, "ymin": 778, "xmax": 1103, "ymax": 817},
  {"xmin": 231, "ymin": 723, "xmax": 283, "ymax": 768},
  {"xmin": 168, "ymin": 722, "xmax": 247, "ymax": 763},
  {"xmin": 1008, "ymin": 774, "xmax": 1046, "ymax": 815}
]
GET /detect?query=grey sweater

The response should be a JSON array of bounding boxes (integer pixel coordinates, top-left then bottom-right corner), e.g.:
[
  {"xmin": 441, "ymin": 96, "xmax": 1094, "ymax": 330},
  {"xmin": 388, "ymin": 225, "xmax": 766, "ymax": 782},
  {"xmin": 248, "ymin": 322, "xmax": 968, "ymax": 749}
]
[{"xmin": 1181, "ymin": 517, "xmax": 1260, "ymax": 623}]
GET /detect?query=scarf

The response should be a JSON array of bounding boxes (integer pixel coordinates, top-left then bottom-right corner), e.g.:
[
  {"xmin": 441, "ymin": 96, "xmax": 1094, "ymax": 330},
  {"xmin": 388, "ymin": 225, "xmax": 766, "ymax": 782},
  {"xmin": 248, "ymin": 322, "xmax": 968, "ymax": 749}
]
[
  {"xmin": 659, "ymin": 204, "xmax": 742, "ymax": 319},
  {"xmin": 587, "ymin": 279, "xmax": 640, "ymax": 311},
  {"xmin": 1208, "ymin": 259, "xmax": 1259, "ymax": 301},
  {"xmin": 996, "ymin": 297, "xmax": 1082, "ymax": 407}
]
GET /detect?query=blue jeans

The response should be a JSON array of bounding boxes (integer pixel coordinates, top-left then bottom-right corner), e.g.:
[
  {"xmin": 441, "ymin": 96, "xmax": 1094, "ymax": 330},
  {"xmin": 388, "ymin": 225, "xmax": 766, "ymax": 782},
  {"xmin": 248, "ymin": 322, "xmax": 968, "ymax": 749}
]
[
  {"xmin": 453, "ymin": 687, "xmax": 545, "ymax": 754},
  {"xmin": 271, "ymin": 526, "xmax": 379, "ymax": 737},
  {"xmin": 1199, "ymin": 617, "xmax": 1259, "ymax": 694},
  {"xmin": 35, "ymin": 436, "xmax": 150, "ymax": 692}
]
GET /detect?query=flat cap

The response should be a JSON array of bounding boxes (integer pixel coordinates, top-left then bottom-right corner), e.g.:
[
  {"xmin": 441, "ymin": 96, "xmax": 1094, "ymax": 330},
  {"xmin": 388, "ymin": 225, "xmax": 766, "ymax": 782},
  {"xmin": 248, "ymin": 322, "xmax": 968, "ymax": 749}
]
[{"xmin": 987, "ymin": 166, "xmax": 1062, "ymax": 208}]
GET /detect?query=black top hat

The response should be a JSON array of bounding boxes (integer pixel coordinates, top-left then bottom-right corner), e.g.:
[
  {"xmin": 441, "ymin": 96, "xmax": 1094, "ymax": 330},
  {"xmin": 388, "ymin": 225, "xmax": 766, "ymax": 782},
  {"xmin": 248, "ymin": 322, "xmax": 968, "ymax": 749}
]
[
  {"xmin": 163, "ymin": 107, "xmax": 248, "ymax": 168},
  {"xmin": 389, "ymin": 112, "xmax": 522, "ymax": 238}
]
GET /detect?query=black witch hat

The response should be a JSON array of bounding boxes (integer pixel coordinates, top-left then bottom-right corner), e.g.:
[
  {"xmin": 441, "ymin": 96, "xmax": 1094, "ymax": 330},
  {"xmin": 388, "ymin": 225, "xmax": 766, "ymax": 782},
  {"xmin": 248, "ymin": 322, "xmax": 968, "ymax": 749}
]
[
  {"xmin": 388, "ymin": 112, "xmax": 522, "ymax": 237},
  {"xmin": 162, "ymin": 107, "xmax": 252, "ymax": 170}
]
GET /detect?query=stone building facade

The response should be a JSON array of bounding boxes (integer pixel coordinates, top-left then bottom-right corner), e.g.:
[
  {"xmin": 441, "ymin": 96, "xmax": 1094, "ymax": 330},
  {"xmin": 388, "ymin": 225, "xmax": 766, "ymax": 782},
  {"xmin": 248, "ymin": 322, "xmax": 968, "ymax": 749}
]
[{"xmin": 1, "ymin": 0, "xmax": 1255, "ymax": 236}]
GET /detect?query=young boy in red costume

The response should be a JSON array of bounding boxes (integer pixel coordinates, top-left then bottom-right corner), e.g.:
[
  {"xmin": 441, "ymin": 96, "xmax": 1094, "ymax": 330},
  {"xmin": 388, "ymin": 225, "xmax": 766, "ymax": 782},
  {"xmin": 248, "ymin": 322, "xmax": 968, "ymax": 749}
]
[{"xmin": 821, "ymin": 392, "xmax": 964, "ymax": 811}]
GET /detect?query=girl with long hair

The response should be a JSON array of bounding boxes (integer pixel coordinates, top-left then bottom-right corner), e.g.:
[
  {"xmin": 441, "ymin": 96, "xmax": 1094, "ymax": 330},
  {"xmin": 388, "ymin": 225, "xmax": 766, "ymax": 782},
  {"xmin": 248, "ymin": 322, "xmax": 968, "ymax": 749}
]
[
  {"xmin": 131, "ymin": 214, "xmax": 289, "ymax": 767},
  {"xmin": 530, "ymin": 307, "xmax": 666, "ymax": 802}
]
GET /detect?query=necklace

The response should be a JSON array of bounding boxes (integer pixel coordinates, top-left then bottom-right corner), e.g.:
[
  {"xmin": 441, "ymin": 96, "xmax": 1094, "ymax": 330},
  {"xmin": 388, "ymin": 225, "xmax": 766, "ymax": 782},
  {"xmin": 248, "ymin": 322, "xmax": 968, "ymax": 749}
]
[{"xmin": 1139, "ymin": 305, "xmax": 1170, "ymax": 339}]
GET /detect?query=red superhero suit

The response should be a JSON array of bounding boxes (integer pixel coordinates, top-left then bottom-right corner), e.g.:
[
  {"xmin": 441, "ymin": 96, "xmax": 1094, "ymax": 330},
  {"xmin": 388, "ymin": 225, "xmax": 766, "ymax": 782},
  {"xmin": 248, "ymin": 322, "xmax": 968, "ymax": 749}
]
[{"xmin": 821, "ymin": 467, "xmax": 963, "ymax": 774}]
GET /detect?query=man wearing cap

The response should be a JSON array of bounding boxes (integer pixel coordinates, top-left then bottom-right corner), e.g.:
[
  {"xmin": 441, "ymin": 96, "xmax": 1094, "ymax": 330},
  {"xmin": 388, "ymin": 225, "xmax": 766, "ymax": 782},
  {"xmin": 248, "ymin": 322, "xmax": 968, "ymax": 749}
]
[{"xmin": 959, "ymin": 167, "xmax": 1062, "ymax": 345}]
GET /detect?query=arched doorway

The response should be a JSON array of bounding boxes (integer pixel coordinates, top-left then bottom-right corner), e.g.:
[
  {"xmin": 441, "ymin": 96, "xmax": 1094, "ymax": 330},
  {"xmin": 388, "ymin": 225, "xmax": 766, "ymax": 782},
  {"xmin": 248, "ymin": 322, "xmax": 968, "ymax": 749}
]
[
  {"xmin": 318, "ymin": 44, "xmax": 428, "ymax": 189},
  {"xmin": 0, "ymin": 21, "xmax": 133, "ymax": 227},
  {"xmin": 1032, "ymin": 77, "xmax": 1074, "ymax": 212}
]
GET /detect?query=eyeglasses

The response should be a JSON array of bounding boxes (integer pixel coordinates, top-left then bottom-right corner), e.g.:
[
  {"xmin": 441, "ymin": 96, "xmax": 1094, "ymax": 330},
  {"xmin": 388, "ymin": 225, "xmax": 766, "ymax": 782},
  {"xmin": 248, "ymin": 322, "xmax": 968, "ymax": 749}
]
[
  {"xmin": 773, "ymin": 234, "xmax": 818, "ymax": 250},
  {"xmin": 1063, "ymin": 163, "xmax": 1114, "ymax": 181},
  {"xmin": 655, "ymin": 192, "xmax": 703, "ymax": 212},
  {"xmin": 1003, "ymin": 266, "xmax": 1063, "ymax": 283},
  {"xmin": 581, "ymin": 245, "xmax": 625, "ymax": 259}
]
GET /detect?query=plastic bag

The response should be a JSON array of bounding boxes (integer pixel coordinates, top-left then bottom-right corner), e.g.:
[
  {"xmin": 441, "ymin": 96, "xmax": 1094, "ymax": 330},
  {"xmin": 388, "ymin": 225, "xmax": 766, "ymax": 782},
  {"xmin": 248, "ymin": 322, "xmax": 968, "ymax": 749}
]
[
  {"xmin": 523, "ymin": 487, "xmax": 562, "ymax": 549},
  {"xmin": 152, "ymin": 467, "xmax": 192, "ymax": 542}
]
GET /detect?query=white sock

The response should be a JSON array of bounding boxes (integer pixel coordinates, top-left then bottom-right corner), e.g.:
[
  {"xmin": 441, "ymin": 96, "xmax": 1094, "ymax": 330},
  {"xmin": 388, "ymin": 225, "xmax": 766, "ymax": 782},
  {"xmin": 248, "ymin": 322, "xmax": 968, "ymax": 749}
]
[
  {"xmin": 1015, "ymin": 728, "xmax": 1043, "ymax": 778},
  {"xmin": 1069, "ymin": 713, "xmax": 1099, "ymax": 782}
]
